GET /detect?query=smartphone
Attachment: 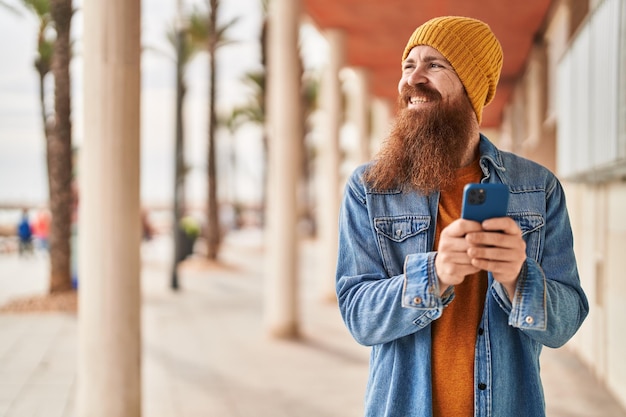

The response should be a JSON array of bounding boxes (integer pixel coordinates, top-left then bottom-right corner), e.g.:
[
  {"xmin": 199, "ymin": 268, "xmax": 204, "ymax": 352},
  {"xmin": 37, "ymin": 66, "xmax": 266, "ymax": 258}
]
[{"xmin": 461, "ymin": 183, "xmax": 509, "ymax": 222}]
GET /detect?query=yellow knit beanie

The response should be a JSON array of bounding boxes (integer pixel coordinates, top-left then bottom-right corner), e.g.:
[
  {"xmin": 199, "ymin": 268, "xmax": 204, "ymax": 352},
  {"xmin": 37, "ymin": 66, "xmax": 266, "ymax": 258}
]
[{"xmin": 402, "ymin": 16, "xmax": 503, "ymax": 124}]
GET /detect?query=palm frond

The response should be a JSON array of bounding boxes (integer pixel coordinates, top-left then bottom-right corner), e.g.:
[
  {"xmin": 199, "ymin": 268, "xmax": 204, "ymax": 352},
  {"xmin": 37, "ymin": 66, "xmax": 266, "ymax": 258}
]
[
  {"xmin": 20, "ymin": 0, "xmax": 50, "ymax": 18},
  {"xmin": 187, "ymin": 6, "xmax": 208, "ymax": 45}
]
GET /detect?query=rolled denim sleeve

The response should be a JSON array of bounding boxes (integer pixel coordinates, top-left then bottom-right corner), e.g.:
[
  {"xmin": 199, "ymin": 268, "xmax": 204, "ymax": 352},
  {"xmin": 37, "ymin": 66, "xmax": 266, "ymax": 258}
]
[
  {"xmin": 491, "ymin": 261, "xmax": 547, "ymax": 330},
  {"xmin": 492, "ymin": 177, "xmax": 589, "ymax": 348},
  {"xmin": 402, "ymin": 252, "xmax": 455, "ymax": 327},
  {"xmin": 336, "ymin": 168, "xmax": 443, "ymax": 346},
  {"xmin": 403, "ymin": 252, "xmax": 454, "ymax": 309}
]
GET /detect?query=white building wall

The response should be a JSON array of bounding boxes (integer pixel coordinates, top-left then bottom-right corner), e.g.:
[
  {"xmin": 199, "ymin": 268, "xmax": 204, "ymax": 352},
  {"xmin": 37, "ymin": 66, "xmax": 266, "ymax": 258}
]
[
  {"xmin": 504, "ymin": 0, "xmax": 626, "ymax": 410},
  {"xmin": 566, "ymin": 181, "xmax": 626, "ymax": 410}
]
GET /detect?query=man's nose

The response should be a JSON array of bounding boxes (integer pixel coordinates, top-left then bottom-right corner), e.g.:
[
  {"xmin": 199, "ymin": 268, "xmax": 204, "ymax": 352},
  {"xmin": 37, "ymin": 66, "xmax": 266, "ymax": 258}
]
[{"xmin": 407, "ymin": 67, "xmax": 428, "ymax": 85}]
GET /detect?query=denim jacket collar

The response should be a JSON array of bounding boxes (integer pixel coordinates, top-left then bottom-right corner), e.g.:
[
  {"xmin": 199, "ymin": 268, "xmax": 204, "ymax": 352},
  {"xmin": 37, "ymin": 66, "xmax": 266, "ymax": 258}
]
[{"xmin": 478, "ymin": 134, "xmax": 507, "ymax": 181}]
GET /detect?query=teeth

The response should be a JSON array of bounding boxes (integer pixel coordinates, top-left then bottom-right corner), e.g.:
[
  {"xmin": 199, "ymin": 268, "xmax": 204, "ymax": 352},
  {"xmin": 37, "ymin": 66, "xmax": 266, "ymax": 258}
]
[{"xmin": 410, "ymin": 97, "xmax": 429, "ymax": 104}]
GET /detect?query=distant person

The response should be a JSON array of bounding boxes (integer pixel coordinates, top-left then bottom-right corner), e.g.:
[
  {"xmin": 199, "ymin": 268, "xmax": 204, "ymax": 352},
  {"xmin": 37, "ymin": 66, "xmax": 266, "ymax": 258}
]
[
  {"xmin": 32, "ymin": 209, "xmax": 51, "ymax": 251},
  {"xmin": 17, "ymin": 209, "xmax": 33, "ymax": 256}
]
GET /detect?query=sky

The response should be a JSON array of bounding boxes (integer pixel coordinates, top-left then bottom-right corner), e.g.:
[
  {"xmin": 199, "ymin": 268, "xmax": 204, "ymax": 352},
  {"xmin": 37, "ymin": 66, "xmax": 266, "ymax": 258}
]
[{"xmin": 0, "ymin": 0, "xmax": 327, "ymax": 208}]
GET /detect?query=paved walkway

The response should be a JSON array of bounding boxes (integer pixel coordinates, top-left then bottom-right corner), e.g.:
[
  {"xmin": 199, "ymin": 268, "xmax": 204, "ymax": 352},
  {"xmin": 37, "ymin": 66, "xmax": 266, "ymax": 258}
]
[{"xmin": 1, "ymin": 229, "xmax": 625, "ymax": 417}]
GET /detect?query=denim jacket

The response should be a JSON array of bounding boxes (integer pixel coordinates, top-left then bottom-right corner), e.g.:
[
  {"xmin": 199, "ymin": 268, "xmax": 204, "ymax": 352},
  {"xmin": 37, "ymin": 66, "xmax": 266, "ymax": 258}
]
[{"xmin": 336, "ymin": 135, "xmax": 589, "ymax": 417}]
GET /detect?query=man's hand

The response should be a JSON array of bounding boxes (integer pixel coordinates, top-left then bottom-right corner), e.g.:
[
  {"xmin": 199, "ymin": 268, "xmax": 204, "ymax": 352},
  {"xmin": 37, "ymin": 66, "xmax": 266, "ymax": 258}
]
[
  {"xmin": 435, "ymin": 219, "xmax": 483, "ymax": 294},
  {"xmin": 464, "ymin": 217, "xmax": 526, "ymax": 300},
  {"xmin": 435, "ymin": 217, "xmax": 526, "ymax": 299}
]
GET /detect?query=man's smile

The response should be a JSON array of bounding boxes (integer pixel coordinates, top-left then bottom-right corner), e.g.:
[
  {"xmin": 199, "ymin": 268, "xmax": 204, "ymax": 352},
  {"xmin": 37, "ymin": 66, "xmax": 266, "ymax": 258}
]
[
  {"xmin": 410, "ymin": 96, "xmax": 431, "ymax": 104},
  {"xmin": 407, "ymin": 95, "xmax": 436, "ymax": 109}
]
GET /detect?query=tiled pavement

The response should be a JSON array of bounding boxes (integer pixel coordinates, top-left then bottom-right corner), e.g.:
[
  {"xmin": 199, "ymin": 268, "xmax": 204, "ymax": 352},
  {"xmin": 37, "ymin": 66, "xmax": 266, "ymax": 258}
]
[{"xmin": 1, "ymin": 230, "xmax": 624, "ymax": 417}]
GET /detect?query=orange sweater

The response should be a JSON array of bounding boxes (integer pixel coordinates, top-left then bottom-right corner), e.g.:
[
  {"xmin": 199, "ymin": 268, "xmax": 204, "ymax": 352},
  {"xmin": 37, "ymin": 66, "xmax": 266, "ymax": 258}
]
[{"xmin": 431, "ymin": 161, "xmax": 487, "ymax": 417}]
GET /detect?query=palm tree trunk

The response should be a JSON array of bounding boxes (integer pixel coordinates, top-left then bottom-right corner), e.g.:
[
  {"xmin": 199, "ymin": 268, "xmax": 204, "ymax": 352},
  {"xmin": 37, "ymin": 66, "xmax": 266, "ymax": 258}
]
[
  {"xmin": 205, "ymin": 0, "xmax": 220, "ymax": 259},
  {"xmin": 38, "ymin": 69, "xmax": 55, "ymax": 211},
  {"xmin": 48, "ymin": 0, "xmax": 74, "ymax": 292},
  {"xmin": 171, "ymin": 25, "xmax": 186, "ymax": 289}
]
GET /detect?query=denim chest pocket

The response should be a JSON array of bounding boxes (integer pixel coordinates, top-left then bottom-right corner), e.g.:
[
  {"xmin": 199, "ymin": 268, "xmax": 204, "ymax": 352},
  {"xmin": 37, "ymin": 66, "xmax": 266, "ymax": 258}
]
[
  {"xmin": 374, "ymin": 215, "xmax": 430, "ymax": 277},
  {"xmin": 509, "ymin": 213, "xmax": 545, "ymax": 262}
]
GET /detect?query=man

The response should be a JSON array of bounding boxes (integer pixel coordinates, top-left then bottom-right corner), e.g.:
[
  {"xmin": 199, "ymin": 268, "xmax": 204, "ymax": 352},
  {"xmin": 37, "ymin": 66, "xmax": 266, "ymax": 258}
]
[
  {"xmin": 17, "ymin": 209, "xmax": 33, "ymax": 256},
  {"xmin": 336, "ymin": 16, "xmax": 589, "ymax": 417}
]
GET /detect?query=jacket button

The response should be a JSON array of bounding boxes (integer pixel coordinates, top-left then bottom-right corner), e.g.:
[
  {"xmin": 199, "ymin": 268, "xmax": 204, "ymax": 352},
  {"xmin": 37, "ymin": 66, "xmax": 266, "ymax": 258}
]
[
  {"xmin": 478, "ymin": 383, "xmax": 487, "ymax": 390},
  {"xmin": 478, "ymin": 328, "xmax": 484, "ymax": 335},
  {"xmin": 413, "ymin": 297, "xmax": 422, "ymax": 304},
  {"xmin": 525, "ymin": 316, "xmax": 534, "ymax": 324}
]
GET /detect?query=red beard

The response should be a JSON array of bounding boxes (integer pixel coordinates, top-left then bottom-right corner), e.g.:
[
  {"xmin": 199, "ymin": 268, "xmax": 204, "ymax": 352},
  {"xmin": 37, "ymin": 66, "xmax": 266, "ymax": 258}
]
[{"xmin": 363, "ymin": 84, "xmax": 476, "ymax": 194}]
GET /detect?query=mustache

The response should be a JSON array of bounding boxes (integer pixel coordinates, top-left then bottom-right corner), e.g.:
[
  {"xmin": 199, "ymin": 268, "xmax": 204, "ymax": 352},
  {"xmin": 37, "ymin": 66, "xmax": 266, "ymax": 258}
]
[{"xmin": 400, "ymin": 83, "xmax": 442, "ymax": 103}]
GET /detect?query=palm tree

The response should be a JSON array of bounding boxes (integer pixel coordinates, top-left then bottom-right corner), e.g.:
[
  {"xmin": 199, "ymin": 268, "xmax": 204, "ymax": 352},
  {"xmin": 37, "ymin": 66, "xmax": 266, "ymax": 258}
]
[
  {"xmin": 193, "ymin": 0, "xmax": 238, "ymax": 260},
  {"xmin": 48, "ymin": 0, "xmax": 74, "ymax": 292},
  {"xmin": 170, "ymin": 18, "xmax": 190, "ymax": 290},
  {"xmin": 8, "ymin": 0, "xmax": 74, "ymax": 292},
  {"xmin": 225, "ymin": 0, "xmax": 268, "ymax": 226},
  {"xmin": 226, "ymin": 0, "xmax": 319, "ymax": 234},
  {"xmin": 157, "ymin": 3, "xmax": 237, "ymax": 281},
  {"xmin": 205, "ymin": 0, "xmax": 220, "ymax": 260},
  {"xmin": 228, "ymin": 71, "xmax": 319, "ymax": 232},
  {"xmin": 167, "ymin": 7, "xmax": 210, "ymax": 289},
  {"xmin": 227, "ymin": 71, "xmax": 266, "ymax": 223}
]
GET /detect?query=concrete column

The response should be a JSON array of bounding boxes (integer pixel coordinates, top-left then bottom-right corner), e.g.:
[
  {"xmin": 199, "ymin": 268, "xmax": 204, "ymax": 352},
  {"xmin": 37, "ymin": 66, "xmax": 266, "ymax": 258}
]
[
  {"xmin": 522, "ymin": 40, "xmax": 553, "ymax": 171},
  {"xmin": 352, "ymin": 68, "xmax": 371, "ymax": 165},
  {"xmin": 264, "ymin": 0, "xmax": 302, "ymax": 338},
  {"xmin": 544, "ymin": 1, "xmax": 571, "ymax": 122},
  {"xmin": 77, "ymin": 1, "xmax": 142, "ymax": 416},
  {"xmin": 317, "ymin": 29, "xmax": 345, "ymax": 301}
]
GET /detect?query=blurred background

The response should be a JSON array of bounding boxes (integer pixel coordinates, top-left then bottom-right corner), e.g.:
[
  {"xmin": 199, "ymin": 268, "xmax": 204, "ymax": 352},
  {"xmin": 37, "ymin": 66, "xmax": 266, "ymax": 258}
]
[
  {"xmin": 1, "ymin": 0, "xmax": 625, "ymax": 416},
  {"xmin": 0, "ymin": 0, "xmax": 325, "ymax": 222}
]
